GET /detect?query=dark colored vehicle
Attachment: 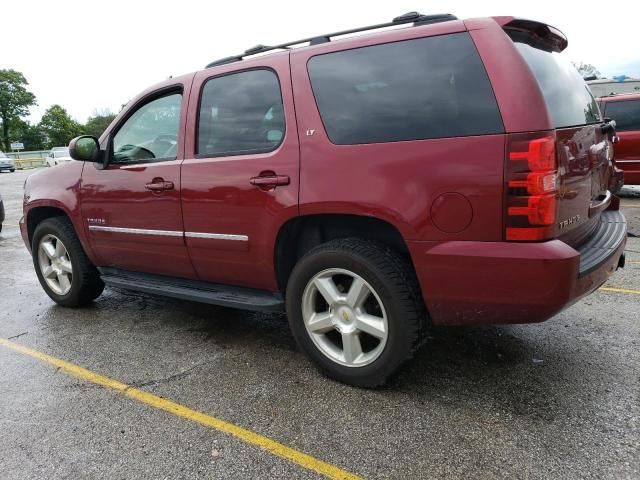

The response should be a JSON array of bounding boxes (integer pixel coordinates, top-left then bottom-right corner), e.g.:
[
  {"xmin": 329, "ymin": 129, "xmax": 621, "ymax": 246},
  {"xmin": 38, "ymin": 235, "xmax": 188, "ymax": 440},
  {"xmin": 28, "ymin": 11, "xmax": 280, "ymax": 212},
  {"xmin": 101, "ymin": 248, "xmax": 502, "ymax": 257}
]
[
  {"xmin": 21, "ymin": 13, "xmax": 626, "ymax": 387},
  {"xmin": 597, "ymin": 93, "xmax": 640, "ymax": 185},
  {"xmin": 0, "ymin": 193, "xmax": 4, "ymax": 232}
]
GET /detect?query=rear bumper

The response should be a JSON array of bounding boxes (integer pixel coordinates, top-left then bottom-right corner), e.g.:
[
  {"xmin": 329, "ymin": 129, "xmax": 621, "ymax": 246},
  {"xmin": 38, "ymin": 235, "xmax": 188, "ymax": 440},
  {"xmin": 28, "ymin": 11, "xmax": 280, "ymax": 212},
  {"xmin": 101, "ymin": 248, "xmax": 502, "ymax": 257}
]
[{"xmin": 408, "ymin": 210, "xmax": 627, "ymax": 326}]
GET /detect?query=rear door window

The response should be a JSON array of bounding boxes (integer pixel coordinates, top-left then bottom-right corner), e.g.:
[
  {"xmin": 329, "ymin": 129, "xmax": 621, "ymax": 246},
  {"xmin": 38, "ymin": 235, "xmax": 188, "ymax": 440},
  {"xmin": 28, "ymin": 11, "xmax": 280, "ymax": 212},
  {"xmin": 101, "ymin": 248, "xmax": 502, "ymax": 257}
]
[
  {"xmin": 307, "ymin": 32, "xmax": 504, "ymax": 145},
  {"xmin": 602, "ymin": 100, "xmax": 640, "ymax": 131},
  {"xmin": 514, "ymin": 43, "xmax": 601, "ymax": 128},
  {"xmin": 197, "ymin": 69, "xmax": 285, "ymax": 157}
]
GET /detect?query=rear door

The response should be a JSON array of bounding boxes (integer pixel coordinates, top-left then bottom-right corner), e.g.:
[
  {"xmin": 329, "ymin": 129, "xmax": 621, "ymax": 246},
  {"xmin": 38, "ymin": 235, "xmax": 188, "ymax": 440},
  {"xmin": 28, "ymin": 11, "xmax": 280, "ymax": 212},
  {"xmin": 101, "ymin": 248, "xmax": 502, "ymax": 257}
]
[{"xmin": 180, "ymin": 54, "xmax": 299, "ymax": 291}]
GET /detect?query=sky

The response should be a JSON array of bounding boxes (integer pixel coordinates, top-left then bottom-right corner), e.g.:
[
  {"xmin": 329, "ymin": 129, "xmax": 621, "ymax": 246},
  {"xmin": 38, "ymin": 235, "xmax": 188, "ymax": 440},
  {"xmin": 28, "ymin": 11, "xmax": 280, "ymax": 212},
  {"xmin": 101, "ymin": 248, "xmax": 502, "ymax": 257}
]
[{"xmin": 2, "ymin": 0, "xmax": 640, "ymax": 123}]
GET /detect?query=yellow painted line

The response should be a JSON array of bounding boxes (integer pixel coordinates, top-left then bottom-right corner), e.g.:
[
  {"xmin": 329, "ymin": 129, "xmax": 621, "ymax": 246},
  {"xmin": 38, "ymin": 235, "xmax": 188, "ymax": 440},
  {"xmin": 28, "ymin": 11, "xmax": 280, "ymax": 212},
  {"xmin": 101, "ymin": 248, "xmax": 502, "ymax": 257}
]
[
  {"xmin": 599, "ymin": 287, "xmax": 640, "ymax": 295},
  {"xmin": 620, "ymin": 204, "xmax": 640, "ymax": 208},
  {"xmin": 0, "ymin": 338, "xmax": 361, "ymax": 480}
]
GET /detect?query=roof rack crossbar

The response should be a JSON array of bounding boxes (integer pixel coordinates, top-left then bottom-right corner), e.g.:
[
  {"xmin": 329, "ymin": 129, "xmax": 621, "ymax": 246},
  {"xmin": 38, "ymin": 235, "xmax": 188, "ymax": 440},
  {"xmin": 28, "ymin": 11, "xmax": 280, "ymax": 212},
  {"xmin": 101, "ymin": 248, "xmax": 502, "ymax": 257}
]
[{"xmin": 205, "ymin": 12, "xmax": 457, "ymax": 68}]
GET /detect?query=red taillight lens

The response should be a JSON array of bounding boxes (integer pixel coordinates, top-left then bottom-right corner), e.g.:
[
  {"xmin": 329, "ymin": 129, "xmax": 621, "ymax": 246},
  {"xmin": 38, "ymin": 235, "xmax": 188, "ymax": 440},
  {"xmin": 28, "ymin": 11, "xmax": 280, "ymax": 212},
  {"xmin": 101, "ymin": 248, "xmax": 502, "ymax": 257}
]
[
  {"xmin": 508, "ymin": 194, "xmax": 557, "ymax": 225},
  {"xmin": 508, "ymin": 136, "xmax": 556, "ymax": 171},
  {"xmin": 505, "ymin": 132, "xmax": 558, "ymax": 241},
  {"xmin": 508, "ymin": 172, "xmax": 558, "ymax": 195}
]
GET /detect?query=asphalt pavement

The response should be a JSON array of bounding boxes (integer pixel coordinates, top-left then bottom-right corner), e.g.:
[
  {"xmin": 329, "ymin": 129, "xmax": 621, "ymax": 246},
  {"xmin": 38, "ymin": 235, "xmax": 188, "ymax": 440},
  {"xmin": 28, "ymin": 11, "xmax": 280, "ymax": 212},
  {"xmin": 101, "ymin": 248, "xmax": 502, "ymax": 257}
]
[{"xmin": 1, "ymin": 168, "xmax": 638, "ymax": 479}]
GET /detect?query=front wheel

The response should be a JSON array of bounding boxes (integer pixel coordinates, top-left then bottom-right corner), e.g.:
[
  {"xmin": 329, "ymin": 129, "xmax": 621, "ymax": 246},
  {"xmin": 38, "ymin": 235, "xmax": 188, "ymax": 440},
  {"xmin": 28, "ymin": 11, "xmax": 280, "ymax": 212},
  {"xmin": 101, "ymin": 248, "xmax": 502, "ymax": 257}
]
[
  {"xmin": 32, "ymin": 217, "xmax": 104, "ymax": 307},
  {"xmin": 286, "ymin": 238, "xmax": 426, "ymax": 387}
]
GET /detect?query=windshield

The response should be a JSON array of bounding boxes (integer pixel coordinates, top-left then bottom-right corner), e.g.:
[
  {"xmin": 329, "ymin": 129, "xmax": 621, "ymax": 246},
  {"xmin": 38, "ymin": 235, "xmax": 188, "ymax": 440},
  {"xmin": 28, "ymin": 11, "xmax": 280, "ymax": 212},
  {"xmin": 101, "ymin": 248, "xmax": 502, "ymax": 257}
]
[
  {"xmin": 54, "ymin": 149, "xmax": 70, "ymax": 158},
  {"xmin": 515, "ymin": 42, "xmax": 601, "ymax": 128},
  {"xmin": 0, "ymin": 152, "xmax": 7, "ymax": 158}
]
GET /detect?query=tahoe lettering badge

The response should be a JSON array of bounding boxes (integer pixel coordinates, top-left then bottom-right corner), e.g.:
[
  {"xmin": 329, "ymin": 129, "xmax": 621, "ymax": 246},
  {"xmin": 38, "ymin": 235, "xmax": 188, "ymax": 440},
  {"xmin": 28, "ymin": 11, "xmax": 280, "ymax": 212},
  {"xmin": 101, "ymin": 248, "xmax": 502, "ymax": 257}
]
[{"xmin": 558, "ymin": 214, "xmax": 581, "ymax": 229}]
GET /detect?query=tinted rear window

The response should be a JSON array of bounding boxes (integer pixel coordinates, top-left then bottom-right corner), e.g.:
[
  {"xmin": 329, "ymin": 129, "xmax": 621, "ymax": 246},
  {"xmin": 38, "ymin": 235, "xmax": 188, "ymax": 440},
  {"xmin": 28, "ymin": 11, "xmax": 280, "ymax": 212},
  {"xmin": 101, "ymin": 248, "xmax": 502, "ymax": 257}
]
[
  {"xmin": 603, "ymin": 100, "xmax": 640, "ymax": 131},
  {"xmin": 514, "ymin": 43, "xmax": 601, "ymax": 128},
  {"xmin": 307, "ymin": 32, "xmax": 504, "ymax": 145}
]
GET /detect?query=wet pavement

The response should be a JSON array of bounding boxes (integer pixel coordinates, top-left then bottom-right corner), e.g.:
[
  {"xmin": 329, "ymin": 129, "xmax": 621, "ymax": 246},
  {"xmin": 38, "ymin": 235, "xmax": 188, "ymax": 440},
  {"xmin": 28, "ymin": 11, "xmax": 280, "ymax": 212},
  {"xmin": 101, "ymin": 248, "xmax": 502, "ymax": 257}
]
[{"xmin": 1, "ymin": 169, "xmax": 639, "ymax": 479}]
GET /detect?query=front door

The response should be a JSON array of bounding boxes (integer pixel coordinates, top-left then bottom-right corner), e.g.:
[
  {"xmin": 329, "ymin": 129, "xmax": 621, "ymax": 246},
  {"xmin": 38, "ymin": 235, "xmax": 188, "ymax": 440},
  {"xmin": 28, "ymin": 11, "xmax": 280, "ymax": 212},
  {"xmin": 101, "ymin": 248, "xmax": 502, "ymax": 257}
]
[
  {"xmin": 181, "ymin": 56, "xmax": 299, "ymax": 291},
  {"xmin": 81, "ymin": 83, "xmax": 196, "ymax": 278}
]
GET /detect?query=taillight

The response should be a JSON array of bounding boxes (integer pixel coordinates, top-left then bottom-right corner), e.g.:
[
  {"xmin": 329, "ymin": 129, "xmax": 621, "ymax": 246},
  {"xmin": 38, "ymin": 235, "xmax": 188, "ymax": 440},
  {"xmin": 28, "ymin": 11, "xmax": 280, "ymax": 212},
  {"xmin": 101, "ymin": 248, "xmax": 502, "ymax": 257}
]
[{"xmin": 505, "ymin": 132, "xmax": 558, "ymax": 241}]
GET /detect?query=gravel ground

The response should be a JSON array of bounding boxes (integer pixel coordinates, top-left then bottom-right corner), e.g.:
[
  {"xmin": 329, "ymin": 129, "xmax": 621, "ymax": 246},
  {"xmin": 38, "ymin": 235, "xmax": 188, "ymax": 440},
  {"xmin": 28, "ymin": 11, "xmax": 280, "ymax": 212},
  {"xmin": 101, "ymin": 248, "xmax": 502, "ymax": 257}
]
[{"xmin": 0, "ymin": 169, "xmax": 638, "ymax": 479}]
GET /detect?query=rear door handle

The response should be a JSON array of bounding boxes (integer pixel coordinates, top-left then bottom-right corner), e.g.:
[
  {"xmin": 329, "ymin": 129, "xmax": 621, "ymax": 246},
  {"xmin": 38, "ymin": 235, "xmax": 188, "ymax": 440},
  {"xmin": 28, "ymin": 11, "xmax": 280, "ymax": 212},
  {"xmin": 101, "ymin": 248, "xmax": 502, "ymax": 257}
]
[
  {"xmin": 250, "ymin": 173, "xmax": 290, "ymax": 188},
  {"xmin": 145, "ymin": 178, "xmax": 174, "ymax": 192}
]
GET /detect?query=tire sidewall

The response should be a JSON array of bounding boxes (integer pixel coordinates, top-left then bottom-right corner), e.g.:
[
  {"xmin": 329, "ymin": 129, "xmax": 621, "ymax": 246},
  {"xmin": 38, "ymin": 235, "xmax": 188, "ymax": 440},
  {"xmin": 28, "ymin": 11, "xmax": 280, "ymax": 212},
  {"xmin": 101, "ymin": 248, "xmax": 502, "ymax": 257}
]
[
  {"xmin": 286, "ymin": 246, "xmax": 414, "ymax": 386},
  {"xmin": 32, "ymin": 219, "xmax": 85, "ymax": 306}
]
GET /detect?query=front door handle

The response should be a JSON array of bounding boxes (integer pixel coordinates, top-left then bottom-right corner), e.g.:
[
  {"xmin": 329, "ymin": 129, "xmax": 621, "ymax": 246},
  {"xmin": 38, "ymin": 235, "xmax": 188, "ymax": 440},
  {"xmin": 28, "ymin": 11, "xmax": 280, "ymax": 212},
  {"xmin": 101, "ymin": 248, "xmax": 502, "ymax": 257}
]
[
  {"xmin": 145, "ymin": 178, "xmax": 174, "ymax": 192},
  {"xmin": 250, "ymin": 172, "xmax": 290, "ymax": 189}
]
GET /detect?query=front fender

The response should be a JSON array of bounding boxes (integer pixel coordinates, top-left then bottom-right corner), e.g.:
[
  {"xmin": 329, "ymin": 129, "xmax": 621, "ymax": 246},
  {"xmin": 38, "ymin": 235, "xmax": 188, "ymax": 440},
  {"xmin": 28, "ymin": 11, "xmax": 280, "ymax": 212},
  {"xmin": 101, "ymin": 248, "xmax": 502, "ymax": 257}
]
[{"xmin": 23, "ymin": 163, "xmax": 99, "ymax": 265}]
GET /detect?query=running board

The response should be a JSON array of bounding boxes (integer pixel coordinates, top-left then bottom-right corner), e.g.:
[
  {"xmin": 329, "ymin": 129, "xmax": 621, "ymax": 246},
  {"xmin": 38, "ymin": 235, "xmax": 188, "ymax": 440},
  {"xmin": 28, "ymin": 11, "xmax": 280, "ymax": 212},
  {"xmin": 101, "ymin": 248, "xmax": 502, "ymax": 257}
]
[{"xmin": 98, "ymin": 268, "xmax": 284, "ymax": 312}]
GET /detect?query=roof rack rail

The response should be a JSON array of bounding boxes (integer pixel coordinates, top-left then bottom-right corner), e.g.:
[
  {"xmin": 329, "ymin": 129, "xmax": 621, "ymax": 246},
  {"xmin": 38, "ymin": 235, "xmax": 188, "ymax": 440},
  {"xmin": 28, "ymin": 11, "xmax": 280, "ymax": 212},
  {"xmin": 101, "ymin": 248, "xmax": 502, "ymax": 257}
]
[{"xmin": 205, "ymin": 12, "xmax": 457, "ymax": 68}]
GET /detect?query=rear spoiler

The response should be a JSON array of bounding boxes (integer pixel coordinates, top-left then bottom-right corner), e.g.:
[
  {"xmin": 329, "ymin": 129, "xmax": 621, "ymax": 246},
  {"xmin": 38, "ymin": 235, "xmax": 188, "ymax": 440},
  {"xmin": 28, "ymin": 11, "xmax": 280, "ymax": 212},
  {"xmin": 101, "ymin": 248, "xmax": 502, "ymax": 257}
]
[{"xmin": 492, "ymin": 17, "xmax": 568, "ymax": 52}]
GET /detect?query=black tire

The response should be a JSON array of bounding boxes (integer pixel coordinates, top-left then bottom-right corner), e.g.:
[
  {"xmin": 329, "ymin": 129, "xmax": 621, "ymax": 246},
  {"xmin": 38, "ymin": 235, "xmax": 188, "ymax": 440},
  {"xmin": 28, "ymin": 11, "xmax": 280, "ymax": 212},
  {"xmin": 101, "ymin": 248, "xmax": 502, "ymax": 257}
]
[
  {"xmin": 286, "ymin": 238, "xmax": 427, "ymax": 387},
  {"xmin": 10, "ymin": 169, "xmax": 15, "ymax": 173},
  {"xmin": 32, "ymin": 217, "xmax": 104, "ymax": 307}
]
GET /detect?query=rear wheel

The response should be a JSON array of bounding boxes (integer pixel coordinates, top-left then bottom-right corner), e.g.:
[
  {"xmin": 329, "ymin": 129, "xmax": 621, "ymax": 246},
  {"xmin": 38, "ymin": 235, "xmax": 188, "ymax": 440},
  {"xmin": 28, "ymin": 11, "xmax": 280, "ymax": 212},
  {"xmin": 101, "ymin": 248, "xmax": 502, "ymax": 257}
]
[
  {"xmin": 33, "ymin": 217, "xmax": 104, "ymax": 307},
  {"xmin": 286, "ymin": 238, "xmax": 426, "ymax": 387}
]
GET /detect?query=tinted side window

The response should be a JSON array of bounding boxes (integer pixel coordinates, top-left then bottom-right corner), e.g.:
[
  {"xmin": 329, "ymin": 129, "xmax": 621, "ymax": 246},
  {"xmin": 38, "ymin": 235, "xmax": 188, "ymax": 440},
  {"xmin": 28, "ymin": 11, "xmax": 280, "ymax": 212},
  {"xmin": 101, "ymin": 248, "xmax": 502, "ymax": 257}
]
[
  {"xmin": 307, "ymin": 33, "xmax": 504, "ymax": 145},
  {"xmin": 112, "ymin": 93, "xmax": 182, "ymax": 164},
  {"xmin": 198, "ymin": 69, "xmax": 284, "ymax": 157},
  {"xmin": 604, "ymin": 100, "xmax": 640, "ymax": 131}
]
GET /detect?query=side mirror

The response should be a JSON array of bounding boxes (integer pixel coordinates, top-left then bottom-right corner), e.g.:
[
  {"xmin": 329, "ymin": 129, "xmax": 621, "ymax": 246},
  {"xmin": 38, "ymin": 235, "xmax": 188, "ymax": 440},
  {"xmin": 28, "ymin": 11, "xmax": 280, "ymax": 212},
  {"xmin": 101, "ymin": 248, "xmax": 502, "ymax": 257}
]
[{"xmin": 69, "ymin": 135, "xmax": 101, "ymax": 162}]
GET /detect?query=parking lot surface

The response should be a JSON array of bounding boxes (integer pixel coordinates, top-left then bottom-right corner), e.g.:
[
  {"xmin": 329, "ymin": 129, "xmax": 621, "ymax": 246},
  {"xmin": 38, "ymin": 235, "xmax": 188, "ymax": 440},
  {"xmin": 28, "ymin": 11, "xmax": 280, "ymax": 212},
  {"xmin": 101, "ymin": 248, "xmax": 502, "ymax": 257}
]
[{"xmin": 1, "ymin": 168, "xmax": 639, "ymax": 479}]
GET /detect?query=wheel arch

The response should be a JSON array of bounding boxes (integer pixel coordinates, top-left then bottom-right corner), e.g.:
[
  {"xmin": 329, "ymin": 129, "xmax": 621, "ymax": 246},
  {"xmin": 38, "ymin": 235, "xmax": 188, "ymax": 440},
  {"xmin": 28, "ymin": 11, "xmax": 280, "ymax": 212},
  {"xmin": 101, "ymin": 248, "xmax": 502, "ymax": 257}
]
[
  {"xmin": 25, "ymin": 203, "xmax": 99, "ymax": 266},
  {"xmin": 274, "ymin": 214, "xmax": 413, "ymax": 292},
  {"xmin": 26, "ymin": 205, "xmax": 70, "ymax": 247}
]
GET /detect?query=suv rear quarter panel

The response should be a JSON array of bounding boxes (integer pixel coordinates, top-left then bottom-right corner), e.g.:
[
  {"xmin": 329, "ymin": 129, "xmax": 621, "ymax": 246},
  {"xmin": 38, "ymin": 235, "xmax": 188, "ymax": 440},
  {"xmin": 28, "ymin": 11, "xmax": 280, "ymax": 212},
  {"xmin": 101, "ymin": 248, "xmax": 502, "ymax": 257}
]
[{"xmin": 291, "ymin": 22, "xmax": 506, "ymax": 242}]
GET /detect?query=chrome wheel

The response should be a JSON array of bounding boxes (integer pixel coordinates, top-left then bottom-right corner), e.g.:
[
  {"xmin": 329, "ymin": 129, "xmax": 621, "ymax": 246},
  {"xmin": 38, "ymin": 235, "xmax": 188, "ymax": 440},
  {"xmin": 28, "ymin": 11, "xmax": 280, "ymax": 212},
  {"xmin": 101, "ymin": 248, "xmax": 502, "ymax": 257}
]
[
  {"xmin": 302, "ymin": 268, "xmax": 388, "ymax": 367},
  {"xmin": 37, "ymin": 234, "xmax": 73, "ymax": 295}
]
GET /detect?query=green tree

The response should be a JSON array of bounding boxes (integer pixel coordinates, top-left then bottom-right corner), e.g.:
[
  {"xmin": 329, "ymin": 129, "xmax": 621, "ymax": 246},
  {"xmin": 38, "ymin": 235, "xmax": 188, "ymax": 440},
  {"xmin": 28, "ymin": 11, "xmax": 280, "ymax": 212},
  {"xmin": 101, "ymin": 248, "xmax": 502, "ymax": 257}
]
[
  {"xmin": 83, "ymin": 109, "xmax": 116, "ymax": 138},
  {"xmin": 8, "ymin": 118, "xmax": 45, "ymax": 150},
  {"xmin": 39, "ymin": 104, "xmax": 82, "ymax": 149},
  {"xmin": 0, "ymin": 69, "xmax": 37, "ymax": 151}
]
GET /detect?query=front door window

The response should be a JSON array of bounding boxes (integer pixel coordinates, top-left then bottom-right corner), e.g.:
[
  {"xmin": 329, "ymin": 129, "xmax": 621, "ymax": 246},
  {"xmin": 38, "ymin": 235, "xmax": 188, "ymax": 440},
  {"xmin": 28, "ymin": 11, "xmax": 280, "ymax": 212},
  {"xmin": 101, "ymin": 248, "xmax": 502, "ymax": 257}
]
[{"xmin": 112, "ymin": 93, "xmax": 182, "ymax": 163}]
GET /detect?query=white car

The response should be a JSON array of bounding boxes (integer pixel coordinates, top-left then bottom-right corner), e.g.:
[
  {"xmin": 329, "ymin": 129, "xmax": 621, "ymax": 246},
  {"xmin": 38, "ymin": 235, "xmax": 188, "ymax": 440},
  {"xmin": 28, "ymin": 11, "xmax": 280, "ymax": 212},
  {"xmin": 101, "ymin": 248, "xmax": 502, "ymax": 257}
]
[
  {"xmin": 0, "ymin": 151, "xmax": 16, "ymax": 172},
  {"xmin": 46, "ymin": 147, "xmax": 72, "ymax": 167}
]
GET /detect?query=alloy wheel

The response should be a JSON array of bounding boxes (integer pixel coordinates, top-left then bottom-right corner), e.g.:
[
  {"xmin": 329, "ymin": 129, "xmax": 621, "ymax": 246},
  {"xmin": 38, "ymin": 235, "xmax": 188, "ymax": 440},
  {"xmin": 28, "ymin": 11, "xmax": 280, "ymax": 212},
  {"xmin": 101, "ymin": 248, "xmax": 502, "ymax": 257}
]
[
  {"xmin": 302, "ymin": 268, "xmax": 388, "ymax": 367},
  {"xmin": 37, "ymin": 234, "xmax": 73, "ymax": 295}
]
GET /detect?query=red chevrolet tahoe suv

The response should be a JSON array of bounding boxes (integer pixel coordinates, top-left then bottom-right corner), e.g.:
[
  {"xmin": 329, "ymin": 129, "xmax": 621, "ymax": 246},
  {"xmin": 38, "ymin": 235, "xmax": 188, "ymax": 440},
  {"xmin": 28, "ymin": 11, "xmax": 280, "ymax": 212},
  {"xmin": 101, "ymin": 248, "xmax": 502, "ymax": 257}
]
[
  {"xmin": 21, "ymin": 13, "xmax": 627, "ymax": 387},
  {"xmin": 596, "ymin": 93, "xmax": 640, "ymax": 185}
]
